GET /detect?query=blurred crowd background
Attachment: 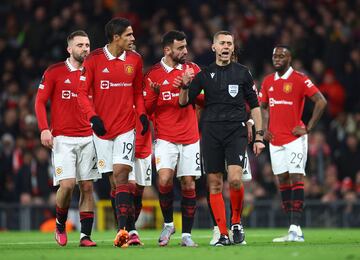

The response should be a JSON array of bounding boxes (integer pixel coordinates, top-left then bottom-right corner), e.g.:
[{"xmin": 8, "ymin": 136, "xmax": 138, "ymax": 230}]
[{"xmin": 0, "ymin": 0, "xmax": 359, "ymax": 223}]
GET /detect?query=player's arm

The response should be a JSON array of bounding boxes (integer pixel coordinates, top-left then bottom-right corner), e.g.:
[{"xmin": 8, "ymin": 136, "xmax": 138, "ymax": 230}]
[
  {"xmin": 34, "ymin": 70, "xmax": 54, "ymax": 149},
  {"xmin": 77, "ymin": 58, "xmax": 106, "ymax": 136},
  {"xmin": 301, "ymin": 92, "xmax": 327, "ymax": 135},
  {"xmin": 133, "ymin": 59, "xmax": 149, "ymax": 135},
  {"xmin": 292, "ymin": 77, "xmax": 327, "ymax": 136},
  {"xmin": 143, "ymin": 71, "xmax": 160, "ymax": 116},
  {"xmin": 258, "ymin": 78, "xmax": 273, "ymax": 142}
]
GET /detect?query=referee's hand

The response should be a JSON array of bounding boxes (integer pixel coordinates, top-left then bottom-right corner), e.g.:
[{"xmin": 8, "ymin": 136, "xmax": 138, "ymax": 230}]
[
  {"xmin": 253, "ymin": 140, "xmax": 265, "ymax": 156},
  {"xmin": 90, "ymin": 116, "xmax": 106, "ymax": 136}
]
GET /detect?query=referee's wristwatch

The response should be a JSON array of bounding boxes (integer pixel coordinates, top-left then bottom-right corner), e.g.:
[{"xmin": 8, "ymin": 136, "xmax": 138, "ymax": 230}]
[{"xmin": 255, "ymin": 130, "xmax": 265, "ymax": 136}]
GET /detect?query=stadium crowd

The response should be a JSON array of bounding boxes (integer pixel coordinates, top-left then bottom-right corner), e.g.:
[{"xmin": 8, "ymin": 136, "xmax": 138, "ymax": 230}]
[{"xmin": 0, "ymin": 0, "xmax": 359, "ymax": 219}]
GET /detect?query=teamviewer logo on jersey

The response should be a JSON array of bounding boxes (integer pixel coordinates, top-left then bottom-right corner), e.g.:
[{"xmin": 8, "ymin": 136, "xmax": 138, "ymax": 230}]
[
  {"xmin": 100, "ymin": 80, "xmax": 110, "ymax": 89},
  {"xmin": 62, "ymin": 90, "xmax": 71, "ymax": 99},
  {"xmin": 162, "ymin": 91, "xmax": 171, "ymax": 100}
]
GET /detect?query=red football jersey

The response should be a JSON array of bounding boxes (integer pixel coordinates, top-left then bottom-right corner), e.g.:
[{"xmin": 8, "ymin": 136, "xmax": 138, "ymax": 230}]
[
  {"xmin": 35, "ymin": 59, "xmax": 92, "ymax": 137},
  {"xmin": 77, "ymin": 45, "xmax": 145, "ymax": 139},
  {"xmin": 259, "ymin": 67, "xmax": 319, "ymax": 146},
  {"xmin": 144, "ymin": 59, "xmax": 201, "ymax": 144}
]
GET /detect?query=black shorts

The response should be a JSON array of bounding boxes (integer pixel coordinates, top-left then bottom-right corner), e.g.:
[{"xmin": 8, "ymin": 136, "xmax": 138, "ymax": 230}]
[{"xmin": 201, "ymin": 121, "xmax": 247, "ymax": 174}]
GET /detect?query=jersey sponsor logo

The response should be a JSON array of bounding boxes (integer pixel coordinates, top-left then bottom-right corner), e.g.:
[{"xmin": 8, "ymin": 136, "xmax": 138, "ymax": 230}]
[
  {"xmin": 102, "ymin": 67, "xmax": 110, "ymax": 73},
  {"xmin": 269, "ymin": 98, "xmax": 293, "ymax": 107},
  {"xmin": 162, "ymin": 91, "xmax": 179, "ymax": 100},
  {"xmin": 162, "ymin": 79, "xmax": 169, "ymax": 85},
  {"xmin": 210, "ymin": 72, "xmax": 215, "ymax": 78},
  {"xmin": 283, "ymin": 83, "xmax": 293, "ymax": 93},
  {"xmin": 125, "ymin": 64, "xmax": 134, "ymax": 75},
  {"xmin": 228, "ymin": 84, "xmax": 239, "ymax": 97},
  {"xmin": 100, "ymin": 80, "xmax": 132, "ymax": 89},
  {"xmin": 64, "ymin": 78, "xmax": 71, "ymax": 84},
  {"xmin": 269, "ymin": 86, "xmax": 274, "ymax": 92},
  {"xmin": 62, "ymin": 90, "xmax": 78, "ymax": 99}
]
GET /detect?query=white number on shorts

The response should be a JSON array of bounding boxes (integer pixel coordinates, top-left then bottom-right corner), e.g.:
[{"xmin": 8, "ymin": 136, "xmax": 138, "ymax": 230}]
[{"xmin": 290, "ymin": 152, "xmax": 303, "ymax": 164}]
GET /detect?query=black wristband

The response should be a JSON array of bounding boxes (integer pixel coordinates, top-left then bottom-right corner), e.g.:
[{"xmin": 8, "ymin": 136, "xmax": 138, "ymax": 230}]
[
  {"xmin": 254, "ymin": 139, "xmax": 265, "ymax": 144},
  {"xmin": 181, "ymin": 84, "xmax": 190, "ymax": 90}
]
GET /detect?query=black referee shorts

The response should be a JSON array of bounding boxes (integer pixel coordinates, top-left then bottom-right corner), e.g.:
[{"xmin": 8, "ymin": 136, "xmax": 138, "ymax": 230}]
[{"xmin": 201, "ymin": 121, "xmax": 247, "ymax": 174}]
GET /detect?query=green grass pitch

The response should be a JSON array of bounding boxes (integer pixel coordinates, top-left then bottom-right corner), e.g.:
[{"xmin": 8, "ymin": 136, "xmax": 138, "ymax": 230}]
[{"xmin": 0, "ymin": 229, "xmax": 359, "ymax": 260}]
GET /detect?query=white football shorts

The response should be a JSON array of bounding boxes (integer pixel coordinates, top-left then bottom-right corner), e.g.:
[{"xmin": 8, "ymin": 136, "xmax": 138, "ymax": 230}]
[
  {"xmin": 52, "ymin": 136, "xmax": 100, "ymax": 186},
  {"xmin": 269, "ymin": 135, "xmax": 308, "ymax": 175},
  {"xmin": 155, "ymin": 139, "xmax": 201, "ymax": 178},
  {"xmin": 93, "ymin": 129, "xmax": 135, "ymax": 174},
  {"xmin": 128, "ymin": 154, "xmax": 152, "ymax": 186}
]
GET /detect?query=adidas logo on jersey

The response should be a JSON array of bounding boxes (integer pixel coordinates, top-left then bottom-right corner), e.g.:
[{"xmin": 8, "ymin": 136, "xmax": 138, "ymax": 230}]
[
  {"xmin": 269, "ymin": 86, "xmax": 274, "ymax": 91},
  {"xmin": 64, "ymin": 79, "xmax": 71, "ymax": 84},
  {"xmin": 195, "ymin": 166, "xmax": 201, "ymax": 171},
  {"xmin": 162, "ymin": 79, "xmax": 169, "ymax": 85},
  {"xmin": 210, "ymin": 73, "xmax": 215, "ymax": 78},
  {"xmin": 122, "ymin": 155, "xmax": 129, "ymax": 160},
  {"xmin": 102, "ymin": 67, "xmax": 110, "ymax": 73}
]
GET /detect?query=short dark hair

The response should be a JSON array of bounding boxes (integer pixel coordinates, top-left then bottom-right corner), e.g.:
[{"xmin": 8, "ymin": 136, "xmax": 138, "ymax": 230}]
[
  {"xmin": 67, "ymin": 30, "xmax": 88, "ymax": 44},
  {"xmin": 213, "ymin": 30, "xmax": 233, "ymax": 42},
  {"xmin": 274, "ymin": 44, "xmax": 292, "ymax": 53},
  {"xmin": 105, "ymin": 18, "xmax": 131, "ymax": 43},
  {"xmin": 161, "ymin": 30, "xmax": 186, "ymax": 48}
]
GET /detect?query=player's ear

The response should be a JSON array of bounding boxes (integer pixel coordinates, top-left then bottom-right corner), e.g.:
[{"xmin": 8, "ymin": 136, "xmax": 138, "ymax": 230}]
[
  {"xmin": 67, "ymin": 46, "xmax": 72, "ymax": 55},
  {"xmin": 211, "ymin": 44, "xmax": 215, "ymax": 52},
  {"xmin": 164, "ymin": 46, "xmax": 171, "ymax": 55}
]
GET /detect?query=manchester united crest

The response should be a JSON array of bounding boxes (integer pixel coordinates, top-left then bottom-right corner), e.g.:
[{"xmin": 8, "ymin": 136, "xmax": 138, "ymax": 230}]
[
  {"xmin": 283, "ymin": 83, "xmax": 293, "ymax": 93},
  {"xmin": 55, "ymin": 167, "xmax": 63, "ymax": 176},
  {"xmin": 98, "ymin": 159, "xmax": 105, "ymax": 169},
  {"xmin": 125, "ymin": 64, "xmax": 134, "ymax": 75}
]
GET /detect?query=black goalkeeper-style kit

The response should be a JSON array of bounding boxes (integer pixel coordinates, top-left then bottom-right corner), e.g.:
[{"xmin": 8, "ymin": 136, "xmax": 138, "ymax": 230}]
[{"xmin": 184, "ymin": 62, "xmax": 259, "ymax": 174}]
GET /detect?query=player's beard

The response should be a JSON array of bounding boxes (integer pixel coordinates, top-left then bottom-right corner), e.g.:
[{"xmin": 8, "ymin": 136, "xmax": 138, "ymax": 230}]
[
  {"xmin": 171, "ymin": 53, "xmax": 186, "ymax": 64},
  {"xmin": 73, "ymin": 52, "xmax": 87, "ymax": 63}
]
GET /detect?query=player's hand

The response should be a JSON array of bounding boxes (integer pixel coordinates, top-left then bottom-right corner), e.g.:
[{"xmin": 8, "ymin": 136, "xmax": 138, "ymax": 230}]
[
  {"xmin": 264, "ymin": 130, "xmax": 274, "ymax": 142},
  {"xmin": 246, "ymin": 121, "xmax": 253, "ymax": 144},
  {"xmin": 253, "ymin": 140, "xmax": 265, "ymax": 156},
  {"xmin": 139, "ymin": 114, "xmax": 149, "ymax": 135},
  {"xmin": 90, "ymin": 116, "xmax": 106, "ymax": 136},
  {"xmin": 173, "ymin": 75, "xmax": 183, "ymax": 88},
  {"xmin": 182, "ymin": 64, "xmax": 194, "ymax": 86},
  {"xmin": 40, "ymin": 129, "xmax": 54, "ymax": 149},
  {"xmin": 292, "ymin": 125, "xmax": 307, "ymax": 136},
  {"xmin": 148, "ymin": 78, "xmax": 161, "ymax": 94}
]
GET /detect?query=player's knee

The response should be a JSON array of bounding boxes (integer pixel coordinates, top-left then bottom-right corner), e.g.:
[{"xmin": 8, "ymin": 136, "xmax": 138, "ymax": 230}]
[
  {"xmin": 59, "ymin": 179, "xmax": 76, "ymax": 192},
  {"xmin": 229, "ymin": 179, "xmax": 242, "ymax": 189},
  {"xmin": 158, "ymin": 175, "xmax": 172, "ymax": 187},
  {"xmin": 180, "ymin": 176, "xmax": 195, "ymax": 190},
  {"xmin": 79, "ymin": 181, "xmax": 93, "ymax": 194}
]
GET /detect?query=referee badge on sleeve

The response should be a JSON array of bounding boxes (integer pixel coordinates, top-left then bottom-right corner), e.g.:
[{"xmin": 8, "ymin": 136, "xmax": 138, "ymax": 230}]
[{"xmin": 228, "ymin": 84, "xmax": 239, "ymax": 97}]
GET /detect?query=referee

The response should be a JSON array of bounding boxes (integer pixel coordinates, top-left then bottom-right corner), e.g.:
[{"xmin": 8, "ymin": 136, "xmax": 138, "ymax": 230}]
[{"xmin": 178, "ymin": 31, "xmax": 265, "ymax": 246}]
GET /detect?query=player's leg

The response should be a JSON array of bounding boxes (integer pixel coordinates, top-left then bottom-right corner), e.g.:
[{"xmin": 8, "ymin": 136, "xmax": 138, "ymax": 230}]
[
  {"xmin": 111, "ymin": 130, "xmax": 136, "ymax": 247},
  {"xmin": 155, "ymin": 139, "xmax": 178, "ymax": 246},
  {"xmin": 77, "ymin": 137, "xmax": 100, "ymax": 247},
  {"xmin": 52, "ymin": 136, "xmax": 77, "ymax": 246},
  {"xmin": 78, "ymin": 180, "xmax": 96, "ymax": 246},
  {"xmin": 177, "ymin": 140, "xmax": 201, "ymax": 247},
  {"xmin": 55, "ymin": 178, "xmax": 76, "ymax": 246},
  {"xmin": 287, "ymin": 135, "xmax": 308, "ymax": 242}
]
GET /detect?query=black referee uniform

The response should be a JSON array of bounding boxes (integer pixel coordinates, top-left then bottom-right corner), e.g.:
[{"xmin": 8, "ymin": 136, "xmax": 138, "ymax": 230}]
[{"xmin": 185, "ymin": 62, "xmax": 259, "ymax": 174}]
